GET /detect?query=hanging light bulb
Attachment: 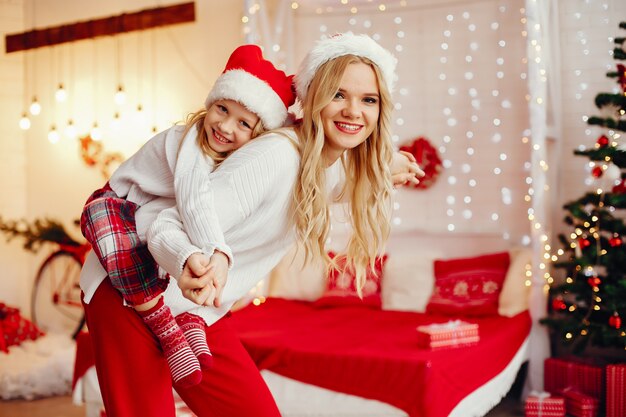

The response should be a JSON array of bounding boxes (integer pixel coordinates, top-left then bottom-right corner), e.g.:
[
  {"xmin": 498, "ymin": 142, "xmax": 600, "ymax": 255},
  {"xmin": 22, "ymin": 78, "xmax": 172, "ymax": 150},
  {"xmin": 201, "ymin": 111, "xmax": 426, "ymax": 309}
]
[
  {"xmin": 55, "ymin": 83, "xmax": 67, "ymax": 102},
  {"xmin": 110, "ymin": 112, "xmax": 121, "ymax": 130},
  {"xmin": 48, "ymin": 125, "xmax": 60, "ymax": 143},
  {"xmin": 65, "ymin": 119, "xmax": 77, "ymax": 139},
  {"xmin": 114, "ymin": 85, "xmax": 126, "ymax": 105},
  {"xmin": 29, "ymin": 96, "xmax": 41, "ymax": 115},
  {"xmin": 90, "ymin": 122, "xmax": 103, "ymax": 141},
  {"xmin": 19, "ymin": 113, "xmax": 31, "ymax": 130}
]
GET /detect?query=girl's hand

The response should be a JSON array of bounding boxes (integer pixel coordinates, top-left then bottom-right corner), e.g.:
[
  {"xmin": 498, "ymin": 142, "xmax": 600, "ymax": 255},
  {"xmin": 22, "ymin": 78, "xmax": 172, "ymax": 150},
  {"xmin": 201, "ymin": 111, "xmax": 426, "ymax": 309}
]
[
  {"xmin": 391, "ymin": 151, "xmax": 424, "ymax": 187},
  {"xmin": 202, "ymin": 251, "xmax": 230, "ymax": 308},
  {"xmin": 179, "ymin": 253, "xmax": 215, "ymax": 305}
]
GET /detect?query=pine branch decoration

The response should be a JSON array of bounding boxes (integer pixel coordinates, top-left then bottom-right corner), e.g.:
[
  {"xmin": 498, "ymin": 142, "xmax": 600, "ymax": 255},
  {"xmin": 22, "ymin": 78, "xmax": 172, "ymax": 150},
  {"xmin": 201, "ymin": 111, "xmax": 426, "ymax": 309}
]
[{"xmin": 0, "ymin": 216, "xmax": 82, "ymax": 253}]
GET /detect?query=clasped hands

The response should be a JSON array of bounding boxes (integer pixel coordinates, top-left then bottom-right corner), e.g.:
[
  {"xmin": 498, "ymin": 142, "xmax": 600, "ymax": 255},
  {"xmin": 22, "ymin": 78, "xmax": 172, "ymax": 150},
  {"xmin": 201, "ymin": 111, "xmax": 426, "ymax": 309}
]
[{"xmin": 178, "ymin": 251, "xmax": 229, "ymax": 307}]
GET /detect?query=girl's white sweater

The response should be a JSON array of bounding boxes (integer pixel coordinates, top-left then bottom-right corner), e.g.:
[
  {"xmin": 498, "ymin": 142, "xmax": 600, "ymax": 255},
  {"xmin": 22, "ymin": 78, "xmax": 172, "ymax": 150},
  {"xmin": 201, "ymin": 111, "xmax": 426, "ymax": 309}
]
[{"xmin": 81, "ymin": 125, "xmax": 342, "ymax": 327}]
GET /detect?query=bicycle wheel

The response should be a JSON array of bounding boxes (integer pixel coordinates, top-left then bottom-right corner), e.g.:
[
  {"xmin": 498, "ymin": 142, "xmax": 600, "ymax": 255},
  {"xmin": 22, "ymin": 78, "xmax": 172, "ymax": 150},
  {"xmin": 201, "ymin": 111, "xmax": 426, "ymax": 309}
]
[{"xmin": 31, "ymin": 250, "xmax": 85, "ymax": 337}]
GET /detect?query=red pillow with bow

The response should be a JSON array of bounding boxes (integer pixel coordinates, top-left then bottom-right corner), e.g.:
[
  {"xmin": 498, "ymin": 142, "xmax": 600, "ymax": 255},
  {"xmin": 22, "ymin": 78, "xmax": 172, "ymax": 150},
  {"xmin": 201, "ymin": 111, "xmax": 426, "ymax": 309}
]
[
  {"xmin": 314, "ymin": 252, "xmax": 388, "ymax": 308},
  {"xmin": 426, "ymin": 252, "xmax": 510, "ymax": 316}
]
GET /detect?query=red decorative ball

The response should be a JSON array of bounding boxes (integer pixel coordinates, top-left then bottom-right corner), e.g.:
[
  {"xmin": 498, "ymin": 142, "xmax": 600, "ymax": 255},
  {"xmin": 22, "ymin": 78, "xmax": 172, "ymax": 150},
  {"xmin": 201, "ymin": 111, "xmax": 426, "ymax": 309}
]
[
  {"xmin": 399, "ymin": 137, "xmax": 443, "ymax": 190},
  {"xmin": 609, "ymin": 312, "xmax": 622, "ymax": 329},
  {"xmin": 587, "ymin": 276, "xmax": 601, "ymax": 287},
  {"xmin": 591, "ymin": 166, "xmax": 604, "ymax": 178},
  {"xmin": 596, "ymin": 135, "xmax": 610, "ymax": 148},
  {"xmin": 551, "ymin": 298, "xmax": 567, "ymax": 311},
  {"xmin": 609, "ymin": 235, "xmax": 623, "ymax": 247},
  {"xmin": 612, "ymin": 180, "xmax": 626, "ymax": 195},
  {"xmin": 578, "ymin": 238, "xmax": 591, "ymax": 249}
]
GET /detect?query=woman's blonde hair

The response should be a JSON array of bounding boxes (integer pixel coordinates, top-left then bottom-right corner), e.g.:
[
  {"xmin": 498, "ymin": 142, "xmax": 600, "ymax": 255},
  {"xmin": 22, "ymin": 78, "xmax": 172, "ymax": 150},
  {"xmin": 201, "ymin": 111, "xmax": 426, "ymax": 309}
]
[
  {"xmin": 180, "ymin": 106, "xmax": 266, "ymax": 165},
  {"xmin": 292, "ymin": 54, "xmax": 394, "ymax": 295}
]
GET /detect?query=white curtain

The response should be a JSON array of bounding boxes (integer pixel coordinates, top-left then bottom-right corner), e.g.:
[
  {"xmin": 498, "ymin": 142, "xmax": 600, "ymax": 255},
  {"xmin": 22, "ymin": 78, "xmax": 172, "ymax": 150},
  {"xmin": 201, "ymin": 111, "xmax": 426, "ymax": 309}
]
[{"xmin": 524, "ymin": 0, "xmax": 562, "ymax": 395}]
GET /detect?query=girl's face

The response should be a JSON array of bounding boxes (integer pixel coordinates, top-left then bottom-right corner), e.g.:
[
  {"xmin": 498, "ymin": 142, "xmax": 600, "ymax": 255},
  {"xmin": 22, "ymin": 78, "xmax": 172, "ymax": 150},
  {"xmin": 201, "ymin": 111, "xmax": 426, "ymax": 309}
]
[
  {"xmin": 204, "ymin": 99, "xmax": 260, "ymax": 153},
  {"xmin": 320, "ymin": 62, "xmax": 380, "ymax": 163}
]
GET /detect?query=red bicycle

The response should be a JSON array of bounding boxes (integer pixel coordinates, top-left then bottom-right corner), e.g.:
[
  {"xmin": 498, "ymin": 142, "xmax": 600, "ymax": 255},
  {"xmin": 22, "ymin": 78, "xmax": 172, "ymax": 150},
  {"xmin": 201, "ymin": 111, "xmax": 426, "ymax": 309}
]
[
  {"xmin": 0, "ymin": 217, "xmax": 90, "ymax": 339},
  {"xmin": 31, "ymin": 241, "xmax": 91, "ymax": 339}
]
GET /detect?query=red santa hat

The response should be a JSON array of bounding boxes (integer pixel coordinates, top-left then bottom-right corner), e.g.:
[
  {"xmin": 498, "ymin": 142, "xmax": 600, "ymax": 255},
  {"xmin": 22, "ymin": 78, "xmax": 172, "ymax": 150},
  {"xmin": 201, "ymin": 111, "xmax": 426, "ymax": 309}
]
[
  {"xmin": 294, "ymin": 32, "xmax": 397, "ymax": 102},
  {"xmin": 205, "ymin": 45, "xmax": 295, "ymax": 130}
]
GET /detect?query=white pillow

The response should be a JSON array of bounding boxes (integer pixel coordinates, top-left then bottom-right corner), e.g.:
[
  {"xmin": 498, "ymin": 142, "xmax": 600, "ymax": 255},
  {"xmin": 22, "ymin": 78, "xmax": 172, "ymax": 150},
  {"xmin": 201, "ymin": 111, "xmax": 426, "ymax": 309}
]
[
  {"xmin": 267, "ymin": 244, "xmax": 326, "ymax": 301},
  {"xmin": 498, "ymin": 247, "xmax": 532, "ymax": 317},
  {"xmin": 381, "ymin": 251, "xmax": 440, "ymax": 312}
]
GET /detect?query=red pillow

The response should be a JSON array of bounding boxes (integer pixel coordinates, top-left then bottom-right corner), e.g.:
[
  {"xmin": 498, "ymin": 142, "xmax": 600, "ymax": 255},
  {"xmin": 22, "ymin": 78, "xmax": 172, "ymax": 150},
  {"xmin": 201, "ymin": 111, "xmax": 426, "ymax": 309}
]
[
  {"xmin": 0, "ymin": 303, "xmax": 45, "ymax": 350},
  {"xmin": 426, "ymin": 252, "xmax": 510, "ymax": 316},
  {"xmin": 314, "ymin": 252, "xmax": 388, "ymax": 308}
]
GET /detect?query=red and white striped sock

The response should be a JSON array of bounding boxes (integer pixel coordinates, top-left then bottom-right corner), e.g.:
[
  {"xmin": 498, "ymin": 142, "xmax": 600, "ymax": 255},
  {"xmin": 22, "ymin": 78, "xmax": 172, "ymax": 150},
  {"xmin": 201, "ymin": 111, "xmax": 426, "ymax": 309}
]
[
  {"xmin": 138, "ymin": 299, "xmax": 202, "ymax": 388},
  {"xmin": 176, "ymin": 312, "xmax": 213, "ymax": 370}
]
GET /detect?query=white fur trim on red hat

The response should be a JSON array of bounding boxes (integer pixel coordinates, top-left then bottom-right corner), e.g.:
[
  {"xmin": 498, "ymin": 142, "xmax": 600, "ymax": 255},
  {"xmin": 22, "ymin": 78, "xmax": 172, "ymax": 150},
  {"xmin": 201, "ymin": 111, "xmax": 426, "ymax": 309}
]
[
  {"xmin": 205, "ymin": 69, "xmax": 288, "ymax": 130},
  {"xmin": 295, "ymin": 32, "xmax": 397, "ymax": 102}
]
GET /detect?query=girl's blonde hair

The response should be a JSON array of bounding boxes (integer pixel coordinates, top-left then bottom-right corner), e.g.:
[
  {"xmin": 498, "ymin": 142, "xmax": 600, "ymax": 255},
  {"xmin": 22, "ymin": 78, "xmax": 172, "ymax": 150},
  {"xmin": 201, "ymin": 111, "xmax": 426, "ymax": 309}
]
[
  {"xmin": 180, "ymin": 106, "xmax": 266, "ymax": 165},
  {"xmin": 292, "ymin": 54, "xmax": 394, "ymax": 294}
]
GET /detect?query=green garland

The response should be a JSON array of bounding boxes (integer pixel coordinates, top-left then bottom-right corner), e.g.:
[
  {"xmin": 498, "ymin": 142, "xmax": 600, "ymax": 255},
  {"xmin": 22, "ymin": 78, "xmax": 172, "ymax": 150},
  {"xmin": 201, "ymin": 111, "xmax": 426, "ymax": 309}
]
[{"xmin": 0, "ymin": 216, "xmax": 82, "ymax": 253}]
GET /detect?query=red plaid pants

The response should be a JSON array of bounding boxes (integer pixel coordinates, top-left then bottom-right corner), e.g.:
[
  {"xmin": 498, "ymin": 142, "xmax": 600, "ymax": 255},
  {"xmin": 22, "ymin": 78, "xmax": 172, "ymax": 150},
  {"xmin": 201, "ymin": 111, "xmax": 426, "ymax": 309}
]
[{"xmin": 80, "ymin": 183, "xmax": 168, "ymax": 306}]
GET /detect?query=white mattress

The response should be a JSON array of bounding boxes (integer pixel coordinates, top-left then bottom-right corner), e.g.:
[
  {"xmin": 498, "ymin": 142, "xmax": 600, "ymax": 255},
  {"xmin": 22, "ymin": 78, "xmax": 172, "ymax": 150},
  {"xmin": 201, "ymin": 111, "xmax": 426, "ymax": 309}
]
[{"xmin": 262, "ymin": 337, "xmax": 530, "ymax": 417}]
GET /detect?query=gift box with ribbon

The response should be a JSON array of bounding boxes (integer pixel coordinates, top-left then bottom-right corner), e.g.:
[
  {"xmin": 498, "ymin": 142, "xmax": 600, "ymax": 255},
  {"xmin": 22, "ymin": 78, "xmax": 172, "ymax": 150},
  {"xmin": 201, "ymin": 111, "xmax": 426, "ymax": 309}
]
[
  {"xmin": 544, "ymin": 356, "xmax": 605, "ymax": 400},
  {"xmin": 524, "ymin": 391, "xmax": 565, "ymax": 417},
  {"xmin": 560, "ymin": 387, "xmax": 599, "ymax": 417},
  {"xmin": 416, "ymin": 320, "xmax": 479, "ymax": 349}
]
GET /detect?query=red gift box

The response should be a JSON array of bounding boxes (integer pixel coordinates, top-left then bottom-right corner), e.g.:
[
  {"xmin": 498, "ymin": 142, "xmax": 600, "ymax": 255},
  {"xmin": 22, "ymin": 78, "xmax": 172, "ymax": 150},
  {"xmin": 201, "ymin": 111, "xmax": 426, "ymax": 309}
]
[
  {"xmin": 544, "ymin": 357, "xmax": 605, "ymax": 399},
  {"xmin": 524, "ymin": 392, "xmax": 565, "ymax": 417},
  {"xmin": 416, "ymin": 320, "xmax": 479, "ymax": 349},
  {"xmin": 560, "ymin": 388, "xmax": 599, "ymax": 417},
  {"xmin": 606, "ymin": 364, "xmax": 626, "ymax": 417}
]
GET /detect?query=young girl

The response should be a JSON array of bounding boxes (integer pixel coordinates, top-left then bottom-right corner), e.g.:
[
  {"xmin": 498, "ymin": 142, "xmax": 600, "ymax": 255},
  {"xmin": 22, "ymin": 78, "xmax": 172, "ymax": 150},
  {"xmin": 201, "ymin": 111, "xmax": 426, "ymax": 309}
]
[{"xmin": 79, "ymin": 44, "xmax": 295, "ymax": 388}]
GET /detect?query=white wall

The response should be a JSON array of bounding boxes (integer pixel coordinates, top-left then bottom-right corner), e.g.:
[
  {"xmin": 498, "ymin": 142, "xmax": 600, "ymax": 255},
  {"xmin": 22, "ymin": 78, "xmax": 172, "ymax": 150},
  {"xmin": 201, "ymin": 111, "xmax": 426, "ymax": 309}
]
[
  {"xmin": 0, "ymin": 0, "xmax": 29, "ymax": 311},
  {"xmin": 0, "ymin": 0, "xmax": 244, "ymax": 312}
]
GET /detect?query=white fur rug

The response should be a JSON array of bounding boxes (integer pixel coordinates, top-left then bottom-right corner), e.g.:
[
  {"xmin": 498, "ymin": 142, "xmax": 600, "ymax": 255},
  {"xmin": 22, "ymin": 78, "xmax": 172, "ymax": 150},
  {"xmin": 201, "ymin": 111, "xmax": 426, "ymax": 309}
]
[{"xmin": 0, "ymin": 333, "xmax": 75, "ymax": 400}]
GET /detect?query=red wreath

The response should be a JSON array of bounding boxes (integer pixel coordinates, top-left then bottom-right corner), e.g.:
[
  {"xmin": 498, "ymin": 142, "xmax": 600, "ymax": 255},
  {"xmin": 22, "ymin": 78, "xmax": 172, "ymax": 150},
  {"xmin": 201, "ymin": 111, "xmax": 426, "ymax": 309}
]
[{"xmin": 399, "ymin": 137, "xmax": 443, "ymax": 189}]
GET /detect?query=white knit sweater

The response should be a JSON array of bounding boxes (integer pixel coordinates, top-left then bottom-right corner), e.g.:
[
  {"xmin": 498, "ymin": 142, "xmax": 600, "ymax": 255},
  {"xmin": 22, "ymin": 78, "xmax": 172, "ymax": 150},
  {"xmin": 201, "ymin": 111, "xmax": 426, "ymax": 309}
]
[
  {"xmin": 148, "ymin": 130, "xmax": 343, "ymax": 326},
  {"xmin": 80, "ymin": 125, "xmax": 343, "ymax": 327},
  {"xmin": 80, "ymin": 125, "xmax": 228, "ymax": 302}
]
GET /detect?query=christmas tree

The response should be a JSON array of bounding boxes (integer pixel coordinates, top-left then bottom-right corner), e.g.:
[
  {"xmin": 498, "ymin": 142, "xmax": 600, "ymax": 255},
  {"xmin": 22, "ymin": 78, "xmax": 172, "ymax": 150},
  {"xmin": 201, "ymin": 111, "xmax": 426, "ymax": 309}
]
[{"xmin": 542, "ymin": 22, "xmax": 626, "ymax": 354}]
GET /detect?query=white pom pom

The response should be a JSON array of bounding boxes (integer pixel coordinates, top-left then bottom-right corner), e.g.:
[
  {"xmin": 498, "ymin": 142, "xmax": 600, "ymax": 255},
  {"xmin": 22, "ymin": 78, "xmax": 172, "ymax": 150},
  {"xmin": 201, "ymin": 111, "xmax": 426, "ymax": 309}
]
[{"xmin": 605, "ymin": 164, "xmax": 622, "ymax": 182}]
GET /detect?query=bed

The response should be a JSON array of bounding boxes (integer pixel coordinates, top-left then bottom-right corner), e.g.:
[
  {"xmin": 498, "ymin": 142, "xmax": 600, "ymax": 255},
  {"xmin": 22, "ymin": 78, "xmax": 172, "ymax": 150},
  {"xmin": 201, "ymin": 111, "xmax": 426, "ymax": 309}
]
[
  {"xmin": 230, "ymin": 299, "xmax": 530, "ymax": 417},
  {"xmin": 227, "ymin": 241, "xmax": 536, "ymax": 417}
]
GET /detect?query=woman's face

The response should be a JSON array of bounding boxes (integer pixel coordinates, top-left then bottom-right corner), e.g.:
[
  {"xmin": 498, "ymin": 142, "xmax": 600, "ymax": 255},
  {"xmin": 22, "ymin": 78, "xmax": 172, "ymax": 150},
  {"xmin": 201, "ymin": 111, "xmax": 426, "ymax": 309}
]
[
  {"xmin": 320, "ymin": 62, "xmax": 380, "ymax": 162},
  {"xmin": 204, "ymin": 99, "xmax": 260, "ymax": 154}
]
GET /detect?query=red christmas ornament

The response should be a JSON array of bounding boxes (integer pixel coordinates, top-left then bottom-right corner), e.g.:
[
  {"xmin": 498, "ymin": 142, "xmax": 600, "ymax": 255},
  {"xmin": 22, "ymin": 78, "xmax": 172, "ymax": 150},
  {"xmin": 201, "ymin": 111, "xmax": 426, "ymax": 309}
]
[
  {"xmin": 552, "ymin": 298, "xmax": 567, "ymax": 311},
  {"xmin": 596, "ymin": 135, "xmax": 610, "ymax": 148},
  {"xmin": 609, "ymin": 312, "xmax": 622, "ymax": 329},
  {"xmin": 591, "ymin": 166, "xmax": 604, "ymax": 178},
  {"xmin": 578, "ymin": 238, "xmax": 591, "ymax": 249},
  {"xmin": 587, "ymin": 276, "xmax": 601, "ymax": 287},
  {"xmin": 399, "ymin": 137, "xmax": 443, "ymax": 190},
  {"xmin": 609, "ymin": 235, "xmax": 623, "ymax": 247},
  {"xmin": 612, "ymin": 179, "xmax": 626, "ymax": 195}
]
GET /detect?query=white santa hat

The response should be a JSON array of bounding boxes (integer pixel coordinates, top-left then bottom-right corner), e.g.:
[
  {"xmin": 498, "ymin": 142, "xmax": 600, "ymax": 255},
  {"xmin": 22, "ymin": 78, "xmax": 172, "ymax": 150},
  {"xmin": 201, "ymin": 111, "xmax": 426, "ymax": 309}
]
[
  {"xmin": 294, "ymin": 32, "xmax": 397, "ymax": 102},
  {"xmin": 205, "ymin": 45, "xmax": 295, "ymax": 130}
]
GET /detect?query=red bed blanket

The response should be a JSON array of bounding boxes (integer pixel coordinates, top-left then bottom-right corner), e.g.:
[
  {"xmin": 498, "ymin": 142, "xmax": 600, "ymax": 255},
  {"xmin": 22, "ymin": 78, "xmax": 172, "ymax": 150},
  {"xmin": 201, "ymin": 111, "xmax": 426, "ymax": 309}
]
[{"xmin": 230, "ymin": 298, "xmax": 531, "ymax": 417}]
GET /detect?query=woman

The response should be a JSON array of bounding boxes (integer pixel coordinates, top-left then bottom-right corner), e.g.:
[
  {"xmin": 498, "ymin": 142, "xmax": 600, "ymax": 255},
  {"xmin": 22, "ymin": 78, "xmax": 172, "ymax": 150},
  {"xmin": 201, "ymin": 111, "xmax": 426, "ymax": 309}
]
[{"xmin": 83, "ymin": 33, "xmax": 420, "ymax": 417}]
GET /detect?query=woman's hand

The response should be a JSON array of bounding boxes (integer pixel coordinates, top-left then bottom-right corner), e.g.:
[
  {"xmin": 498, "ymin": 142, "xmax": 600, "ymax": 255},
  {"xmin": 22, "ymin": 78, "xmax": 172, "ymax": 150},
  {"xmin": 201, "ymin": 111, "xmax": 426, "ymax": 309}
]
[
  {"xmin": 178, "ymin": 253, "xmax": 215, "ymax": 305},
  {"xmin": 202, "ymin": 251, "xmax": 230, "ymax": 308},
  {"xmin": 391, "ymin": 151, "xmax": 424, "ymax": 187}
]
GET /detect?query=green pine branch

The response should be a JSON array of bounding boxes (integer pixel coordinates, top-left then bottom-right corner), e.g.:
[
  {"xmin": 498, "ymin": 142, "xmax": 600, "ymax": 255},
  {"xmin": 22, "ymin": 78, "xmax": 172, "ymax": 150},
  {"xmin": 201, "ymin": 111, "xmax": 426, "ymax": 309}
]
[
  {"xmin": 573, "ymin": 146, "xmax": 626, "ymax": 167},
  {"xmin": 615, "ymin": 49, "xmax": 626, "ymax": 61},
  {"xmin": 0, "ymin": 216, "xmax": 82, "ymax": 253},
  {"xmin": 587, "ymin": 116, "xmax": 626, "ymax": 132},
  {"xmin": 595, "ymin": 93, "xmax": 626, "ymax": 109}
]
